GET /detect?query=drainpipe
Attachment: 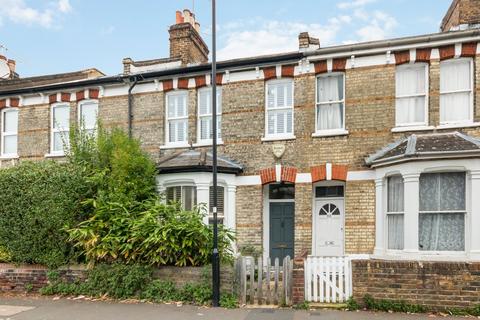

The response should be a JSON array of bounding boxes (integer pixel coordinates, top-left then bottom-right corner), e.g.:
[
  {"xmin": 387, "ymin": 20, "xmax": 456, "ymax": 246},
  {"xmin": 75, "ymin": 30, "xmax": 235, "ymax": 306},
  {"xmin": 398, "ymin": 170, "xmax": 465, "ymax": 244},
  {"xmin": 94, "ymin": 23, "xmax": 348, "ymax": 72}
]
[{"xmin": 127, "ymin": 77, "xmax": 139, "ymax": 138}]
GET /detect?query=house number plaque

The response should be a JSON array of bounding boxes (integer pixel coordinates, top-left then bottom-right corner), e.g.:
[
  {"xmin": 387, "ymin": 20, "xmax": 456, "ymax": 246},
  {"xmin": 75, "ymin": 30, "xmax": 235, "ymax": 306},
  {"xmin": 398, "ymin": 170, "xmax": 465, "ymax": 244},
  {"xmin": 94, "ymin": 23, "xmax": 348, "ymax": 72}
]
[{"xmin": 272, "ymin": 144, "xmax": 286, "ymax": 159}]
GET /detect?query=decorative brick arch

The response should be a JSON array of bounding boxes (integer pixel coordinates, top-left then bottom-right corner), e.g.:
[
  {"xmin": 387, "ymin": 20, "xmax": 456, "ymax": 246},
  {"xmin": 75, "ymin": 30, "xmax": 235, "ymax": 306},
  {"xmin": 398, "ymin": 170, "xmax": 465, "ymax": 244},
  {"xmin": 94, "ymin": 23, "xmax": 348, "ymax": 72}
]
[
  {"xmin": 310, "ymin": 163, "xmax": 348, "ymax": 183},
  {"xmin": 259, "ymin": 165, "xmax": 298, "ymax": 185}
]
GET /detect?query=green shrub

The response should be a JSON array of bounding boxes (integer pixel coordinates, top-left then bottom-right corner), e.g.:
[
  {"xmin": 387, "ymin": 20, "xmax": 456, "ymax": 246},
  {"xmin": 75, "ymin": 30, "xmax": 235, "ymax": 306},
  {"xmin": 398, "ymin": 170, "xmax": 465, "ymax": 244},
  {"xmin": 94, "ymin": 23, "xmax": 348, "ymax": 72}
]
[
  {"xmin": 346, "ymin": 297, "xmax": 360, "ymax": 311},
  {"xmin": 220, "ymin": 293, "xmax": 238, "ymax": 309},
  {"xmin": 293, "ymin": 301, "xmax": 310, "ymax": 310},
  {"xmin": 363, "ymin": 294, "xmax": 427, "ymax": 313},
  {"xmin": 141, "ymin": 280, "xmax": 179, "ymax": 302},
  {"xmin": 0, "ymin": 245, "xmax": 12, "ymax": 263},
  {"xmin": 68, "ymin": 200, "xmax": 234, "ymax": 266},
  {"xmin": 0, "ymin": 161, "xmax": 87, "ymax": 268}
]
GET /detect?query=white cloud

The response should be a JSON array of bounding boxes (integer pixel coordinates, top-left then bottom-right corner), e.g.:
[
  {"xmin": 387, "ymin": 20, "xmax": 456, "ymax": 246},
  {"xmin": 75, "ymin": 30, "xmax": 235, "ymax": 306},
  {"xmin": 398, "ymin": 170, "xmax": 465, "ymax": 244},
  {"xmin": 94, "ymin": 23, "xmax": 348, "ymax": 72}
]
[
  {"xmin": 217, "ymin": 18, "xmax": 348, "ymax": 60},
  {"xmin": 0, "ymin": 0, "xmax": 71, "ymax": 28},
  {"xmin": 57, "ymin": 0, "xmax": 72, "ymax": 13},
  {"xmin": 356, "ymin": 10, "xmax": 398, "ymax": 41},
  {"xmin": 337, "ymin": 0, "xmax": 376, "ymax": 9}
]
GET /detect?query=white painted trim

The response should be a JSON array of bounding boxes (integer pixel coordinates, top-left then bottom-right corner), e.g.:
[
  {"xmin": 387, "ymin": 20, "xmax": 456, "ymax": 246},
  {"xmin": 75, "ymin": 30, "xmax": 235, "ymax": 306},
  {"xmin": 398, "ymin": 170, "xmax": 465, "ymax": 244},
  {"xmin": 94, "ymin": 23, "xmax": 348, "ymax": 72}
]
[
  {"xmin": 236, "ymin": 175, "xmax": 262, "ymax": 186},
  {"xmin": 164, "ymin": 90, "xmax": 189, "ymax": 147},
  {"xmin": 296, "ymin": 173, "xmax": 312, "ymax": 183},
  {"xmin": 264, "ymin": 78, "xmax": 295, "ymax": 140},
  {"xmin": 326, "ymin": 163, "xmax": 332, "ymax": 180},
  {"xmin": 275, "ymin": 164, "xmax": 281, "ymax": 182},
  {"xmin": 196, "ymin": 86, "xmax": 222, "ymax": 145},
  {"xmin": 436, "ymin": 122, "xmax": 480, "ymax": 130},
  {"xmin": 0, "ymin": 108, "xmax": 19, "ymax": 158},
  {"xmin": 312, "ymin": 129, "xmax": 349, "ymax": 138},
  {"xmin": 50, "ymin": 102, "xmax": 70, "ymax": 155},
  {"xmin": 77, "ymin": 99, "xmax": 98, "ymax": 131},
  {"xmin": 391, "ymin": 125, "xmax": 435, "ymax": 133},
  {"xmin": 261, "ymin": 135, "xmax": 296, "ymax": 142},
  {"xmin": 315, "ymin": 72, "xmax": 346, "ymax": 134}
]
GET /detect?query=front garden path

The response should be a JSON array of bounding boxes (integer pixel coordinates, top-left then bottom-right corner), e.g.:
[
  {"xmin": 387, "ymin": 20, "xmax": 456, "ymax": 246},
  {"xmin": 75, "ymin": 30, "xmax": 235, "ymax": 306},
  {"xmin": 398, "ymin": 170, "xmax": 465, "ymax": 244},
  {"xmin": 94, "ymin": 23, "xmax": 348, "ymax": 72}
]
[{"xmin": 0, "ymin": 296, "xmax": 462, "ymax": 320}]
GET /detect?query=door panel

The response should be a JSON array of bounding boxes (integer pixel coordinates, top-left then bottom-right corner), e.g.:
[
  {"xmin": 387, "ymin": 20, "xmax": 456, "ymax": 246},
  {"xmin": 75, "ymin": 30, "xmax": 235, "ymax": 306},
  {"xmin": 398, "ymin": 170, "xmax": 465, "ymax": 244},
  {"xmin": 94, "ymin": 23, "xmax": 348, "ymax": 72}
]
[
  {"xmin": 269, "ymin": 202, "xmax": 294, "ymax": 263},
  {"xmin": 314, "ymin": 199, "xmax": 344, "ymax": 256}
]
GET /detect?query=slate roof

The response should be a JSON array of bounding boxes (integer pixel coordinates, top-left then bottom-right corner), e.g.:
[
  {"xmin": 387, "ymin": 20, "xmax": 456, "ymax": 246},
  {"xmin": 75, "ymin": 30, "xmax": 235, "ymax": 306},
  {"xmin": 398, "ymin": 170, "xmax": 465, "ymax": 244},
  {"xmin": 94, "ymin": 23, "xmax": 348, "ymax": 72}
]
[
  {"xmin": 366, "ymin": 131, "xmax": 480, "ymax": 167},
  {"xmin": 157, "ymin": 149, "xmax": 243, "ymax": 174}
]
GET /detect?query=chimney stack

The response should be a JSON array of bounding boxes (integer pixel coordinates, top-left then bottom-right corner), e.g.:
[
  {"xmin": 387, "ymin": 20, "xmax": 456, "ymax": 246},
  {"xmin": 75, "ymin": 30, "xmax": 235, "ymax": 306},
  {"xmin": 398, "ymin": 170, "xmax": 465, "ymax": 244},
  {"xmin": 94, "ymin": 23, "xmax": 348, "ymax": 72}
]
[
  {"xmin": 298, "ymin": 32, "xmax": 320, "ymax": 52},
  {"xmin": 7, "ymin": 59, "xmax": 15, "ymax": 75},
  {"xmin": 169, "ymin": 9, "xmax": 209, "ymax": 65},
  {"xmin": 441, "ymin": 0, "xmax": 480, "ymax": 31}
]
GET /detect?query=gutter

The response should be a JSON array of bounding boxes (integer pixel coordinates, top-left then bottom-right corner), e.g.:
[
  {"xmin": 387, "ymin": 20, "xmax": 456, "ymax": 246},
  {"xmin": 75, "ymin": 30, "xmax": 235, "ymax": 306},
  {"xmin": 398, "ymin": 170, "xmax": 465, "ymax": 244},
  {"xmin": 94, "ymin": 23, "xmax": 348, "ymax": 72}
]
[{"xmin": 0, "ymin": 52, "xmax": 302, "ymax": 97}]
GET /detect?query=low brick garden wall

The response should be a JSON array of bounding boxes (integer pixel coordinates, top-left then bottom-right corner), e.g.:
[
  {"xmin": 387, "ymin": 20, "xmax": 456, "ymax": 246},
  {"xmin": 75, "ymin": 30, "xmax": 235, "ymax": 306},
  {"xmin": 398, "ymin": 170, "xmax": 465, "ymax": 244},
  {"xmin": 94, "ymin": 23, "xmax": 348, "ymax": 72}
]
[
  {"xmin": 0, "ymin": 263, "xmax": 233, "ymax": 294},
  {"xmin": 352, "ymin": 259, "xmax": 480, "ymax": 310}
]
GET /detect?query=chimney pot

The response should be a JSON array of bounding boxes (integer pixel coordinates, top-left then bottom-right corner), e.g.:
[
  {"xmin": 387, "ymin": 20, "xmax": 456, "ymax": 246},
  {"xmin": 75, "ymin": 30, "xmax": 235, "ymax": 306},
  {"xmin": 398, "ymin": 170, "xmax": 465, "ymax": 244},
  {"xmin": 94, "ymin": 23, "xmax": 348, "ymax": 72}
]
[{"xmin": 175, "ymin": 11, "xmax": 184, "ymax": 24}]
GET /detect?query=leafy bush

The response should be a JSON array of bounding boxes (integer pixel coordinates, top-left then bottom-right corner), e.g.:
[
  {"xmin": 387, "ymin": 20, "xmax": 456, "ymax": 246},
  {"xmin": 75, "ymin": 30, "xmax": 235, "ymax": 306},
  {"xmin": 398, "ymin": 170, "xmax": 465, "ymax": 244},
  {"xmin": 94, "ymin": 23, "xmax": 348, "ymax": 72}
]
[
  {"xmin": 0, "ymin": 245, "xmax": 12, "ymax": 263},
  {"xmin": 363, "ymin": 294, "xmax": 428, "ymax": 313},
  {"xmin": 141, "ymin": 280, "xmax": 179, "ymax": 302},
  {"xmin": 68, "ymin": 200, "xmax": 234, "ymax": 266},
  {"xmin": 346, "ymin": 297, "xmax": 360, "ymax": 311},
  {"xmin": 220, "ymin": 293, "xmax": 239, "ymax": 309},
  {"xmin": 0, "ymin": 161, "xmax": 87, "ymax": 267},
  {"xmin": 293, "ymin": 301, "xmax": 310, "ymax": 310},
  {"xmin": 67, "ymin": 126, "xmax": 157, "ymax": 206}
]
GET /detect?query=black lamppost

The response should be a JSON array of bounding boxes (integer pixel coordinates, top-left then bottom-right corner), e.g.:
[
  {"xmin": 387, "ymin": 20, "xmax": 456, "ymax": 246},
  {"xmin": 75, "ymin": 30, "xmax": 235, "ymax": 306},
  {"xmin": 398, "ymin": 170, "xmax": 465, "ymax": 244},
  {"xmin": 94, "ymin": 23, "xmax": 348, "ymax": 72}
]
[{"xmin": 211, "ymin": 0, "xmax": 220, "ymax": 308}]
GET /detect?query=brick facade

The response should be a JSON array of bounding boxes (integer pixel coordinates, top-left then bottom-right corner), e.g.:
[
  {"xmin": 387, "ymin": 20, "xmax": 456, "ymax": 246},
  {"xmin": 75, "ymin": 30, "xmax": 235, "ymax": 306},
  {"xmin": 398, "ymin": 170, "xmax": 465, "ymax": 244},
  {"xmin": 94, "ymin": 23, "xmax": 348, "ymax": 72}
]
[
  {"xmin": 441, "ymin": 0, "xmax": 480, "ymax": 31},
  {"xmin": 352, "ymin": 260, "xmax": 480, "ymax": 309}
]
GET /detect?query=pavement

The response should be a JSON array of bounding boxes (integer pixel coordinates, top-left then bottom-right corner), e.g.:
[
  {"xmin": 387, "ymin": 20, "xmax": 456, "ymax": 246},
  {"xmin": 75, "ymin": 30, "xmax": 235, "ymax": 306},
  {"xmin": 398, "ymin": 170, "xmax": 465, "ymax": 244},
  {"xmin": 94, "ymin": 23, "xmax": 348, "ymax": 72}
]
[{"xmin": 0, "ymin": 296, "xmax": 466, "ymax": 320}]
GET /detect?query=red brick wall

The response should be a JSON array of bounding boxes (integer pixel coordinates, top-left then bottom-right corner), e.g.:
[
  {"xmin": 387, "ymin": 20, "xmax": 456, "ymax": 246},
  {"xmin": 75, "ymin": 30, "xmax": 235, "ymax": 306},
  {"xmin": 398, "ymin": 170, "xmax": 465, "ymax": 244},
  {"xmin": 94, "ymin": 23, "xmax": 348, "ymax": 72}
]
[{"xmin": 352, "ymin": 260, "xmax": 480, "ymax": 310}]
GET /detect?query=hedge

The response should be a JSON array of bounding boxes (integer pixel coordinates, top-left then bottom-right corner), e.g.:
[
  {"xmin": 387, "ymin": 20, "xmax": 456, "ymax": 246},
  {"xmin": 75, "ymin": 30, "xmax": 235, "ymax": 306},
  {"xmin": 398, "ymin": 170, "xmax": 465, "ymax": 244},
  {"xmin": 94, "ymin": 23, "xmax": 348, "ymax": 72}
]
[{"xmin": 0, "ymin": 161, "xmax": 88, "ymax": 267}]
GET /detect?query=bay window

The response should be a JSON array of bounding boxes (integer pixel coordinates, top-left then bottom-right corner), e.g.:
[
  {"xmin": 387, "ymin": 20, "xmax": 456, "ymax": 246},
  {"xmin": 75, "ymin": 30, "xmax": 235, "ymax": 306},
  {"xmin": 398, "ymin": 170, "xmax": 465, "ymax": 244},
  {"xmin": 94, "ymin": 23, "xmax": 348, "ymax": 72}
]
[
  {"xmin": 198, "ymin": 87, "xmax": 222, "ymax": 144},
  {"xmin": 387, "ymin": 175, "xmax": 404, "ymax": 250},
  {"xmin": 419, "ymin": 172, "xmax": 466, "ymax": 251},
  {"xmin": 166, "ymin": 91, "xmax": 188, "ymax": 146},
  {"xmin": 51, "ymin": 104, "xmax": 70, "ymax": 154},
  {"xmin": 395, "ymin": 64, "xmax": 428, "ymax": 127},
  {"xmin": 316, "ymin": 74, "xmax": 345, "ymax": 133},
  {"xmin": 265, "ymin": 79, "xmax": 294, "ymax": 139},
  {"xmin": 1, "ymin": 108, "xmax": 18, "ymax": 157},
  {"xmin": 440, "ymin": 59, "xmax": 473, "ymax": 124},
  {"xmin": 209, "ymin": 186, "xmax": 225, "ymax": 225},
  {"xmin": 166, "ymin": 185, "xmax": 197, "ymax": 211}
]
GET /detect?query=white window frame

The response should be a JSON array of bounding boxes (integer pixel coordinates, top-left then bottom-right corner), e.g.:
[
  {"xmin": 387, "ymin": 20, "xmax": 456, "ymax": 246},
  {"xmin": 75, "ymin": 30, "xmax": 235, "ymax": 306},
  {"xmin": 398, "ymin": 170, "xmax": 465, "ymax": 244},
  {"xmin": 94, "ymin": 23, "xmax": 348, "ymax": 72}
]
[
  {"xmin": 374, "ymin": 160, "xmax": 480, "ymax": 261},
  {"xmin": 165, "ymin": 91, "xmax": 189, "ymax": 148},
  {"xmin": 263, "ymin": 79, "xmax": 295, "ymax": 141},
  {"xmin": 197, "ymin": 86, "xmax": 222, "ymax": 145},
  {"xmin": 386, "ymin": 174, "xmax": 404, "ymax": 251},
  {"xmin": 77, "ymin": 99, "xmax": 98, "ymax": 133},
  {"xmin": 314, "ymin": 72, "xmax": 347, "ymax": 136},
  {"xmin": 394, "ymin": 63, "xmax": 429, "ymax": 128},
  {"xmin": 439, "ymin": 58, "xmax": 474, "ymax": 126},
  {"xmin": 50, "ymin": 103, "xmax": 70, "ymax": 156},
  {"xmin": 1, "ymin": 108, "xmax": 19, "ymax": 158},
  {"xmin": 165, "ymin": 184, "xmax": 197, "ymax": 211}
]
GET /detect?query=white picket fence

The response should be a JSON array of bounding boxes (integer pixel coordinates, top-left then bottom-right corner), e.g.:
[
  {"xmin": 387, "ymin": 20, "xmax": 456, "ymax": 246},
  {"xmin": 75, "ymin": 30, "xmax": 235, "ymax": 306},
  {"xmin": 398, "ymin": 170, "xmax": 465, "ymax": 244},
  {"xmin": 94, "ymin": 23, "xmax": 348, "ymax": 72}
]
[{"xmin": 304, "ymin": 256, "xmax": 352, "ymax": 303}]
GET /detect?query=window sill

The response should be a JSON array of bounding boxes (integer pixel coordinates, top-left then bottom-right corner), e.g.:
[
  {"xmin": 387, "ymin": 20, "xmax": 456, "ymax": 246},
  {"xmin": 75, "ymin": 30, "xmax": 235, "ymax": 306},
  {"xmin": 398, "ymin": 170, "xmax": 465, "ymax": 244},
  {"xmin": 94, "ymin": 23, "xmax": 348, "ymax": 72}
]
[
  {"xmin": 160, "ymin": 143, "xmax": 190, "ymax": 150},
  {"xmin": 372, "ymin": 251, "xmax": 469, "ymax": 261},
  {"xmin": 312, "ymin": 129, "xmax": 349, "ymax": 138},
  {"xmin": 0, "ymin": 154, "xmax": 19, "ymax": 160},
  {"xmin": 437, "ymin": 122, "xmax": 480, "ymax": 130},
  {"xmin": 261, "ymin": 135, "xmax": 296, "ymax": 142},
  {"xmin": 45, "ymin": 152, "xmax": 66, "ymax": 158},
  {"xmin": 391, "ymin": 125, "xmax": 435, "ymax": 133},
  {"xmin": 193, "ymin": 140, "xmax": 224, "ymax": 147}
]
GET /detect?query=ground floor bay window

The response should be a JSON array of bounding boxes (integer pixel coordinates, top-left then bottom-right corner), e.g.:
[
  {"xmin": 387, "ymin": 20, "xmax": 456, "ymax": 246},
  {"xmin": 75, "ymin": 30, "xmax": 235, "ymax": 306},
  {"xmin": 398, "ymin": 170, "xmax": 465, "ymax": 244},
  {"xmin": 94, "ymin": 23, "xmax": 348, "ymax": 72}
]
[{"xmin": 373, "ymin": 159, "xmax": 480, "ymax": 259}]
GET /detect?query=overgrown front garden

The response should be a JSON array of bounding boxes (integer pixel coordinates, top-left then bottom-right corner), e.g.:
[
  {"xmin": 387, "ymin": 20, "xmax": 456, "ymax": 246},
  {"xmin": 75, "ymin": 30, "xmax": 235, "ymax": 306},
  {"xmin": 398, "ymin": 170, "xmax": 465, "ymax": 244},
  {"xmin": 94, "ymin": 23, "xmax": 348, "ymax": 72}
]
[{"xmin": 0, "ymin": 126, "xmax": 236, "ymax": 307}]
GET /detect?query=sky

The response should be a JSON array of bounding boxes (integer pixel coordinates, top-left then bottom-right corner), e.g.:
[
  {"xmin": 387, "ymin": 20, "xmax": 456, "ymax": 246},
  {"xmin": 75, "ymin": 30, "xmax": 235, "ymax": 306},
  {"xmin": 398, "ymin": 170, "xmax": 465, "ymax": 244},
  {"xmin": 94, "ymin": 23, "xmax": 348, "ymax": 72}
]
[{"xmin": 0, "ymin": 0, "xmax": 453, "ymax": 78}]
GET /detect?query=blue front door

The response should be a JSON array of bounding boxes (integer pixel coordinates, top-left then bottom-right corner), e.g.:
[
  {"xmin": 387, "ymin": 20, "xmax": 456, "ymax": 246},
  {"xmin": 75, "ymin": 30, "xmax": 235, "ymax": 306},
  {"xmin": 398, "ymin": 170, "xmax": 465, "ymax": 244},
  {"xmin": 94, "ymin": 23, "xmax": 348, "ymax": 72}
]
[{"xmin": 269, "ymin": 202, "xmax": 294, "ymax": 263}]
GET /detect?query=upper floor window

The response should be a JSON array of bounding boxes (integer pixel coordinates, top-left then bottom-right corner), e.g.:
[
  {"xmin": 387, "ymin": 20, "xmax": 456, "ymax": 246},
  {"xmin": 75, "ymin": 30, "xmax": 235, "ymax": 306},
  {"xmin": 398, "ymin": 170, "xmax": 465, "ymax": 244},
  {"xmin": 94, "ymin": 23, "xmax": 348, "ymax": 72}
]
[
  {"xmin": 316, "ymin": 73, "xmax": 345, "ymax": 132},
  {"xmin": 387, "ymin": 175, "xmax": 404, "ymax": 250},
  {"xmin": 265, "ymin": 79, "xmax": 294, "ymax": 139},
  {"xmin": 198, "ymin": 87, "xmax": 222, "ymax": 144},
  {"xmin": 440, "ymin": 59, "xmax": 473, "ymax": 124},
  {"xmin": 1, "ymin": 108, "xmax": 18, "ymax": 157},
  {"xmin": 166, "ymin": 185, "xmax": 197, "ymax": 211},
  {"xmin": 166, "ymin": 91, "xmax": 188, "ymax": 146},
  {"xmin": 395, "ymin": 64, "xmax": 428, "ymax": 127},
  {"xmin": 419, "ymin": 172, "xmax": 466, "ymax": 251},
  {"xmin": 78, "ymin": 100, "xmax": 98, "ymax": 135},
  {"xmin": 51, "ymin": 104, "xmax": 70, "ymax": 154}
]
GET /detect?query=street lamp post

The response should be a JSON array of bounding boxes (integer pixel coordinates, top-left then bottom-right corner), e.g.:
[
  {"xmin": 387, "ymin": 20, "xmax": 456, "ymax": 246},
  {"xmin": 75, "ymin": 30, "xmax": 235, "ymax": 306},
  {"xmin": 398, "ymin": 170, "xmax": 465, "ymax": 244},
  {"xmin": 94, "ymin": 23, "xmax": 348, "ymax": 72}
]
[{"xmin": 211, "ymin": 0, "xmax": 220, "ymax": 308}]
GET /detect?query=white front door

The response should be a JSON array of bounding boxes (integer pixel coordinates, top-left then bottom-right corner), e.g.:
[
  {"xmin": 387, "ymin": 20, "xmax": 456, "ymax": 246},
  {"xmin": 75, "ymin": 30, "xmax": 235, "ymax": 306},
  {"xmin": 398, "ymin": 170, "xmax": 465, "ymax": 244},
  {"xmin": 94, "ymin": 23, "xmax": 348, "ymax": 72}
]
[{"xmin": 314, "ymin": 199, "xmax": 344, "ymax": 256}]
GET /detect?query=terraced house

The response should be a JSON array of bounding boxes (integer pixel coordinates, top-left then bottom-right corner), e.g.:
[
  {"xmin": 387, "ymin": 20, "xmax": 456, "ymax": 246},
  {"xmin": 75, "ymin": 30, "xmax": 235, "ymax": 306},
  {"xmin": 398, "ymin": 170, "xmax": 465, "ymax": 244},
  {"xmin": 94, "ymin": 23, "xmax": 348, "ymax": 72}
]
[{"xmin": 1, "ymin": 0, "xmax": 480, "ymax": 308}]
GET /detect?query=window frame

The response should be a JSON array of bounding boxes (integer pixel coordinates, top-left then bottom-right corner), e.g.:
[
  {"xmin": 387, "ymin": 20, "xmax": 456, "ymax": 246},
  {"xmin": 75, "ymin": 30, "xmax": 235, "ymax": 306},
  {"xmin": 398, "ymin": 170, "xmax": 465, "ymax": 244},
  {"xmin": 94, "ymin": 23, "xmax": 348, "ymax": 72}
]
[
  {"xmin": 77, "ymin": 99, "xmax": 99, "ymax": 134},
  {"xmin": 315, "ymin": 72, "xmax": 346, "ymax": 134},
  {"xmin": 165, "ymin": 185, "xmax": 197, "ymax": 211},
  {"xmin": 197, "ymin": 86, "xmax": 222, "ymax": 145},
  {"xmin": 418, "ymin": 171, "xmax": 467, "ymax": 253},
  {"xmin": 264, "ymin": 78, "xmax": 295, "ymax": 140},
  {"xmin": 165, "ymin": 90, "xmax": 189, "ymax": 148},
  {"xmin": 439, "ymin": 58, "xmax": 474, "ymax": 126},
  {"xmin": 50, "ymin": 102, "xmax": 71, "ymax": 155},
  {"xmin": 208, "ymin": 185, "xmax": 225, "ymax": 225},
  {"xmin": 1, "ymin": 107, "xmax": 19, "ymax": 158},
  {"xmin": 394, "ymin": 63, "xmax": 429, "ymax": 128},
  {"xmin": 386, "ymin": 174, "xmax": 405, "ymax": 251}
]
